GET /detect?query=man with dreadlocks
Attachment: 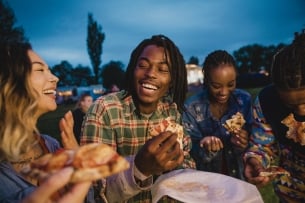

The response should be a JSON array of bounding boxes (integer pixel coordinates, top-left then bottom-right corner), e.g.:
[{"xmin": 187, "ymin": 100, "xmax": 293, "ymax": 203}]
[
  {"xmin": 80, "ymin": 34, "xmax": 195, "ymax": 202},
  {"xmin": 244, "ymin": 30, "xmax": 305, "ymax": 202}
]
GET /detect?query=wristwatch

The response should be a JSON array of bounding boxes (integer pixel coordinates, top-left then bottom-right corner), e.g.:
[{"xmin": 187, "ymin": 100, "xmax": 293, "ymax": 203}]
[{"xmin": 134, "ymin": 175, "xmax": 153, "ymax": 188}]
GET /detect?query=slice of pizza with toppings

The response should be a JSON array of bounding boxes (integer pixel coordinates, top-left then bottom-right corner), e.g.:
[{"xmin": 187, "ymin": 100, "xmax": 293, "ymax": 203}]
[
  {"xmin": 259, "ymin": 165, "xmax": 290, "ymax": 177},
  {"xmin": 281, "ymin": 113, "xmax": 298, "ymax": 142},
  {"xmin": 223, "ymin": 112, "xmax": 246, "ymax": 133},
  {"xmin": 281, "ymin": 113, "xmax": 305, "ymax": 146},
  {"xmin": 148, "ymin": 117, "xmax": 184, "ymax": 149},
  {"xmin": 21, "ymin": 143, "xmax": 130, "ymax": 183}
]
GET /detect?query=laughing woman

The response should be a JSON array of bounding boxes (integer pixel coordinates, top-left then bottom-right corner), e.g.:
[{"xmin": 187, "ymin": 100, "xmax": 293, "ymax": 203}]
[
  {"xmin": 0, "ymin": 41, "xmax": 90, "ymax": 203},
  {"xmin": 183, "ymin": 50, "xmax": 253, "ymax": 180}
]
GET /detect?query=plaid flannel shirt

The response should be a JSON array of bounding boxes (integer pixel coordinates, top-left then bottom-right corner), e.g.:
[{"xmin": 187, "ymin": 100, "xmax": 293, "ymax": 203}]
[{"xmin": 81, "ymin": 90, "xmax": 195, "ymax": 203}]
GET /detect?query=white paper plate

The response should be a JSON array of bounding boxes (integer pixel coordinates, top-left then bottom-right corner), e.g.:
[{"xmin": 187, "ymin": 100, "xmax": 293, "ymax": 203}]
[{"xmin": 151, "ymin": 169, "xmax": 263, "ymax": 203}]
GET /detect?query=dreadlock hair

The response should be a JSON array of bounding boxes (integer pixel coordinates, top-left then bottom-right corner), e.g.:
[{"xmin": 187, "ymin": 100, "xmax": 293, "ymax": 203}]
[
  {"xmin": 202, "ymin": 50, "xmax": 237, "ymax": 85},
  {"xmin": 271, "ymin": 29, "xmax": 305, "ymax": 90},
  {"xmin": 124, "ymin": 34, "xmax": 187, "ymax": 113}
]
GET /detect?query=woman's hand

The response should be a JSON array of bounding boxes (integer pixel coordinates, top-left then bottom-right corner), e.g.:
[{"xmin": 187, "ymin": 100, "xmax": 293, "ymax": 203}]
[
  {"xmin": 200, "ymin": 136, "xmax": 223, "ymax": 152},
  {"xmin": 59, "ymin": 111, "xmax": 79, "ymax": 149},
  {"xmin": 22, "ymin": 167, "xmax": 91, "ymax": 203},
  {"xmin": 230, "ymin": 129, "xmax": 248, "ymax": 150}
]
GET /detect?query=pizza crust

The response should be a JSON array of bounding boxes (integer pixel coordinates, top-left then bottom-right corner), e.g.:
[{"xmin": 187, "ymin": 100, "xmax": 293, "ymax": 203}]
[
  {"xmin": 148, "ymin": 117, "xmax": 184, "ymax": 149},
  {"xmin": 21, "ymin": 143, "xmax": 130, "ymax": 183},
  {"xmin": 259, "ymin": 166, "xmax": 290, "ymax": 177}
]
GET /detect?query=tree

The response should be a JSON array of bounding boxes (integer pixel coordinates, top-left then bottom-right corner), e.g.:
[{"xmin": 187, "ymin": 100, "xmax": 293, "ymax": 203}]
[
  {"xmin": 71, "ymin": 65, "xmax": 92, "ymax": 86},
  {"xmin": 51, "ymin": 61, "xmax": 74, "ymax": 86},
  {"xmin": 0, "ymin": 0, "xmax": 27, "ymax": 42},
  {"xmin": 87, "ymin": 13, "xmax": 105, "ymax": 84},
  {"xmin": 101, "ymin": 60, "xmax": 126, "ymax": 92},
  {"xmin": 187, "ymin": 56, "xmax": 199, "ymax": 65},
  {"xmin": 233, "ymin": 43, "xmax": 286, "ymax": 74}
]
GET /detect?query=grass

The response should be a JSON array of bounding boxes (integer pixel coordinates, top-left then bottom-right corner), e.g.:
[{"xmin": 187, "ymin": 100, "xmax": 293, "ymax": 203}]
[
  {"xmin": 37, "ymin": 103, "xmax": 75, "ymax": 142},
  {"xmin": 37, "ymin": 87, "xmax": 277, "ymax": 202}
]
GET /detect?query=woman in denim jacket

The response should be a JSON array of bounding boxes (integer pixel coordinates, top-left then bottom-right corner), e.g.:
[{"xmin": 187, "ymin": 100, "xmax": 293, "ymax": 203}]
[{"xmin": 183, "ymin": 50, "xmax": 253, "ymax": 180}]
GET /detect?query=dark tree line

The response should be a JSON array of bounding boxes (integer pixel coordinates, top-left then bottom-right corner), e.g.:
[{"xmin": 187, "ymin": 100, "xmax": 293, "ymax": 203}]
[
  {"xmin": 187, "ymin": 43, "xmax": 286, "ymax": 75},
  {"xmin": 51, "ymin": 60, "xmax": 125, "ymax": 89},
  {"xmin": 233, "ymin": 43, "xmax": 286, "ymax": 74}
]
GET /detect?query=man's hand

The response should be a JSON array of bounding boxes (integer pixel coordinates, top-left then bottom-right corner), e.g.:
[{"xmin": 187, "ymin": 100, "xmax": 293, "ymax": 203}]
[
  {"xmin": 244, "ymin": 158, "xmax": 273, "ymax": 187},
  {"xmin": 134, "ymin": 131, "xmax": 183, "ymax": 176}
]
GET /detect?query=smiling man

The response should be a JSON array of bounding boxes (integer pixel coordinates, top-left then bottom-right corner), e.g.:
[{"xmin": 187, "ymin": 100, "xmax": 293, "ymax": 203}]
[{"xmin": 80, "ymin": 34, "xmax": 195, "ymax": 203}]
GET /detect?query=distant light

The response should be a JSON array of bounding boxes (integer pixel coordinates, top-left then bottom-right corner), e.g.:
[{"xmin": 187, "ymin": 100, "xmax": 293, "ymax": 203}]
[
  {"xmin": 58, "ymin": 90, "xmax": 73, "ymax": 96},
  {"xmin": 185, "ymin": 64, "xmax": 204, "ymax": 84}
]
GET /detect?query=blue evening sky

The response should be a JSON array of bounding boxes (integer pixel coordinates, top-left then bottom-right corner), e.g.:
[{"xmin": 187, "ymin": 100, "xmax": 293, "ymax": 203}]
[{"xmin": 8, "ymin": 0, "xmax": 305, "ymax": 68}]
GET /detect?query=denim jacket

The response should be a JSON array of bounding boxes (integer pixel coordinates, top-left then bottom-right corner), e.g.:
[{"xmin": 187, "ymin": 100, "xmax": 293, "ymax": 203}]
[
  {"xmin": 183, "ymin": 87, "xmax": 253, "ymax": 180},
  {"xmin": 0, "ymin": 134, "xmax": 60, "ymax": 202},
  {"xmin": 0, "ymin": 134, "xmax": 97, "ymax": 203}
]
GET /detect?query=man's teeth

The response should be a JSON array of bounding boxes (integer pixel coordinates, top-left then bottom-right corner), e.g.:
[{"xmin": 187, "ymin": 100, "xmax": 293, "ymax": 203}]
[
  {"xmin": 43, "ymin": 89, "xmax": 56, "ymax": 95},
  {"xmin": 142, "ymin": 83, "xmax": 157, "ymax": 90}
]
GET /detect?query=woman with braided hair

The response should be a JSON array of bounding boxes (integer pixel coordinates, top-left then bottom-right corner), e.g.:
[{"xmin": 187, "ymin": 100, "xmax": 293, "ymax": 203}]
[
  {"xmin": 244, "ymin": 30, "xmax": 305, "ymax": 202},
  {"xmin": 183, "ymin": 50, "xmax": 253, "ymax": 180}
]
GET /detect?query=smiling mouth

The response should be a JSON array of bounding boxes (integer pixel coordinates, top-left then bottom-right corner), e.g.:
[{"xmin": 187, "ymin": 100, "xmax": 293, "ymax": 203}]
[
  {"xmin": 43, "ymin": 89, "xmax": 56, "ymax": 95},
  {"xmin": 141, "ymin": 83, "xmax": 158, "ymax": 90},
  {"xmin": 216, "ymin": 96, "xmax": 228, "ymax": 103}
]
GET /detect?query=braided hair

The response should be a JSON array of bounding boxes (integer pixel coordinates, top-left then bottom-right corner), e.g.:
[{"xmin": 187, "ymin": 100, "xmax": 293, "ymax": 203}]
[
  {"xmin": 202, "ymin": 50, "xmax": 237, "ymax": 85},
  {"xmin": 271, "ymin": 30, "xmax": 305, "ymax": 90},
  {"xmin": 124, "ymin": 34, "xmax": 187, "ymax": 113}
]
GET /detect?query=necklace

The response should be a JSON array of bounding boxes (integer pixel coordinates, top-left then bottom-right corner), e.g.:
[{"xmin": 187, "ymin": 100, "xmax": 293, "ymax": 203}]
[
  {"xmin": 10, "ymin": 153, "xmax": 44, "ymax": 165},
  {"xmin": 11, "ymin": 142, "xmax": 45, "ymax": 186}
]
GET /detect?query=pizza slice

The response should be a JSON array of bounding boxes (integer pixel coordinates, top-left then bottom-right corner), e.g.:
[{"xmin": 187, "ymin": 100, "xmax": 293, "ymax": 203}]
[
  {"xmin": 259, "ymin": 166, "xmax": 290, "ymax": 177},
  {"xmin": 148, "ymin": 117, "xmax": 184, "ymax": 149},
  {"xmin": 281, "ymin": 113, "xmax": 305, "ymax": 146},
  {"xmin": 281, "ymin": 113, "xmax": 298, "ymax": 142},
  {"xmin": 21, "ymin": 143, "xmax": 130, "ymax": 183},
  {"xmin": 223, "ymin": 112, "xmax": 246, "ymax": 133}
]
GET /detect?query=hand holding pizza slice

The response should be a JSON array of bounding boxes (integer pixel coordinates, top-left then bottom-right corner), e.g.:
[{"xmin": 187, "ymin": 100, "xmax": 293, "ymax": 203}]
[
  {"xmin": 148, "ymin": 117, "xmax": 184, "ymax": 149},
  {"xmin": 223, "ymin": 112, "xmax": 246, "ymax": 133},
  {"xmin": 21, "ymin": 143, "xmax": 130, "ymax": 183}
]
